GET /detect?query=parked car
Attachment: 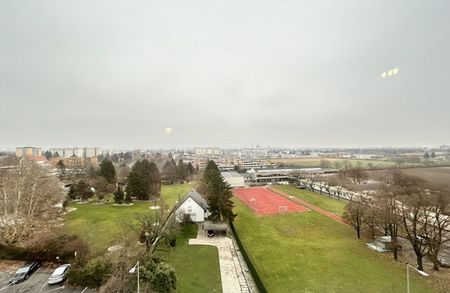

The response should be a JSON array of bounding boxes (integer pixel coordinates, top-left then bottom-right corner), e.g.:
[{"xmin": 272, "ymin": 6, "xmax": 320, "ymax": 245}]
[
  {"xmin": 206, "ymin": 230, "xmax": 215, "ymax": 237},
  {"xmin": 48, "ymin": 264, "xmax": 71, "ymax": 285},
  {"xmin": 8, "ymin": 260, "xmax": 41, "ymax": 284}
]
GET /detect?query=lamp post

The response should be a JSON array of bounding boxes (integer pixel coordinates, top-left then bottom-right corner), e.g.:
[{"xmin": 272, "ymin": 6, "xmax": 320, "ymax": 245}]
[
  {"xmin": 129, "ymin": 261, "xmax": 140, "ymax": 293},
  {"xmin": 406, "ymin": 263, "xmax": 429, "ymax": 293}
]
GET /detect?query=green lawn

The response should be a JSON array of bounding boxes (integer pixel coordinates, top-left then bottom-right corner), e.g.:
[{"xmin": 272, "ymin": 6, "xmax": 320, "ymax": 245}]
[
  {"xmin": 64, "ymin": 184, "xmax": 192, "ymax": 253},
  {"xmin": 65, "ymin": 183, "xmax": 222, "ymax": 292},
  {"xmin": 273, "ymin": 185, "xmax": 347, "ymax": 216},
  {"xmin": 158, "ymin": 224, "xmax": 222, "ymax": 293},
  {"xmin": 233, "ymin": 199, "xmax": 436, "ymax": 293}
]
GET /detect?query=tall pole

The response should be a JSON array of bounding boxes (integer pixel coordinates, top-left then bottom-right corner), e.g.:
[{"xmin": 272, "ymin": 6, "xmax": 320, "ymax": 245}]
[
  {"xmin": 137, "ymin": 261, "xmax": 140, "ymax": 293},
  {"xmin": 406, "ymin": 264, "xmax": 410, "ymax": 293}
]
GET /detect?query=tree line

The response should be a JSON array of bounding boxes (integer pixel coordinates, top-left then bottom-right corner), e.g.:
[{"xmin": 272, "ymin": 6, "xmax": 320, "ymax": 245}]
[
  {"xmin": 162, "ymin": 158, "xmax": 197, "ymax": 183},
  {"xmin": 343, "ymin": 169, "xmax": 450, "ymax": 271}
]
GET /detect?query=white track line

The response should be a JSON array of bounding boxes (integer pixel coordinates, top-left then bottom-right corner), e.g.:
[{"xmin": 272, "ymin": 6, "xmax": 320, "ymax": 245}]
[
  {"xmin": 0, "ymin": 283, "xmax": 12, "ymax": 292},
  {"xmin": 42, "ymin": 286, "xmax": 65, "ymax": 293}
]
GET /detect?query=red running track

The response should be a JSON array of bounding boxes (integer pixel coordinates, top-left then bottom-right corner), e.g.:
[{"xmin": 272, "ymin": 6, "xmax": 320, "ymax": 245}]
[{"xmin": 233, "ymin": 187, "xmax": 309, "ymax": 216}]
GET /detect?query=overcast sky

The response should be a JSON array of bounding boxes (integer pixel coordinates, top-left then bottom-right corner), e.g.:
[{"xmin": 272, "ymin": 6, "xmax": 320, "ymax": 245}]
[{"xmin": 1, "ymin": 1, "xmax": 449, "ymax": 149}]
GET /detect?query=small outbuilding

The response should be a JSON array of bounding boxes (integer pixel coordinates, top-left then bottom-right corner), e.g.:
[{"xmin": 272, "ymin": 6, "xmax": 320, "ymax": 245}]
[
  {"xmin": 367, "ymin": 236, "xmax": 401, "ymax": 252},
  {"xmin": 174, "ymin": 190, "xmax": 209, "ymax": 223},
  {"xmin": 221, "ymin": 171, "xmax": 245, "ymax": 187},
  {"xmin": 202, "ymin": 221, "xmax": 229, "ymax": 236}
]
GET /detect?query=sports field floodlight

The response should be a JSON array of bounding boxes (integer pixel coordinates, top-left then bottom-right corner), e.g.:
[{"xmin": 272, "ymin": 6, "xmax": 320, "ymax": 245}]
[{"xmin": 406, "ymin": 263, "xmax": 429, "ymax": 293}]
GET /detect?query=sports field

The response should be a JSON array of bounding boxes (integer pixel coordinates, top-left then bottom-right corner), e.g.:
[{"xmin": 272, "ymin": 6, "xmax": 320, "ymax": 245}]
[
  {"xmin": 233, "ymin": 187, "xmax": 309, "ymax": 215},
  {"xmin": 273, "ymin": 185, "xmax": 347, "ymax": 216},
  {"xmin": 232, "ymin": 195, "xmax": 437, "ymax": 292}
]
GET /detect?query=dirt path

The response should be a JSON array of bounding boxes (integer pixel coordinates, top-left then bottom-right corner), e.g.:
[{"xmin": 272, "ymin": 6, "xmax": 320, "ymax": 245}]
[{"xmin": 269, "ymin": 187, "xmax": 349, "ymax": 225}]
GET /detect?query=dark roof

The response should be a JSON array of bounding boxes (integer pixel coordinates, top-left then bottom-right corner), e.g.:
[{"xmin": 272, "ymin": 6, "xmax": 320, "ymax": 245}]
[
  {"xmin": 174, "ymin": 190, "xmax": 209, "ymax": 211},
  {"xmin": 203, "ymin": 221, "xmax": 228, "ymax": 231}
]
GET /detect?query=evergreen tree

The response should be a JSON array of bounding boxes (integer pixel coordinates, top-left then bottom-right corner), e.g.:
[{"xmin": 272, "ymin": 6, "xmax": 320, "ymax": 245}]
[
  {"xmin": 177, "ymin": 159, "xmax": 186, "ymax": 181},
  {"xmin": 149, "ymin": 161, "xmax": 161, "ymax": 195},
  {"xmin": 68, "ymin": 180, "xmax": 94, "ymax": 201},
  {"xmin": 44, "ymin": 151, "xmax": 53, "ymax": 160},
  {"xmin": 162, "ymin": 159, "xmax": 178, "ymax": 182},
  {"xmin": 186, "ymin": 162, "xmax": 195, "ymax": 177},
  {"xmin": 56, "ymin": 160, "xmax": 66, "ymax": 178},
  {"xmin": 56, "ymin": 160, "xmax": 65, "ymax": 169},
  {"xmin": 126, "ymin": 159, "xmax": 161, "ymax": 200},
  {"xmin": 424, "ymin": 152, "xmax": 430, "ymax": 159},
  {"xmin": 431, "ymin": 152, "xmax": 436, "ymax": 158},
  {"xmin": 99, "ymin": 159, "xmax": 116, "ymax": 183},
  {"xmin": 113, "ymin": 189, "xmax": 124, "ymax": 204},
  {"xmin": 199, "ymin": 160, "xmax": 235, "ymax": 222}
]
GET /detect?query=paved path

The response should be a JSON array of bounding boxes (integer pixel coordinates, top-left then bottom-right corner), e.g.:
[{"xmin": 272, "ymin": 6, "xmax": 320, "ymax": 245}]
[
  {"xmin": 269, "ymin": 187, "xmax": 349, "ymax": 225},
  {"xmin": 189, "ymin": 227, "xmax": 256, "ymax": 293}
]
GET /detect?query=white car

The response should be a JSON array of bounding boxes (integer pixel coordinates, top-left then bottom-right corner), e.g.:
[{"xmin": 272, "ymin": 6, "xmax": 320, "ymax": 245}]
[{"xmin": 48, "ymin": 264, "xmax": 71, "ymax": 285}]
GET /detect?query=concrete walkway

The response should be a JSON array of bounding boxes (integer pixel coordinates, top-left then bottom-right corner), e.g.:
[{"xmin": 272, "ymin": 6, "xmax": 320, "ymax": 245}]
[{"xmin": 189, "ymin": 226, "xmax": 256, "ymax": 293}]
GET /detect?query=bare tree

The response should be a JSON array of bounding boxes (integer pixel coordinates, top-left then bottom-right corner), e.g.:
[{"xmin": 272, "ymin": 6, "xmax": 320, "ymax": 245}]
[
  {"xmin": 391, "ymin": 171, "xmax": 430, "ymax": 270},
  {"xmin": 132, "ymin": 200, "xmax": 178, "ymax": 256},
  {"xmin": 100, "ymin": 222, "xmax": 141, "ymax": 293},
  {"xmin": 376, "ymin": 182, "xmax": 402, "ymax": 260},
  {"xmin": 345, "ymin": 167, "xmax": 368, "ymax": 184},
  {"xmin": 0, "ymin": 158, "xmax": 63, "ymax": 244},
  {"xmin": 343, "ymin": 194, "xmax": 366, "ymax": 239},
  {"xmin": 399, "ymin": 191, "xmax": 430, "ymax": 271},
  {"xmin": 426, "ymin": 191, "xmax": 450, "ymax": 271},
  {"xmin": 361, "ymin": 195, "xmax": 378, "ymax": 239}
]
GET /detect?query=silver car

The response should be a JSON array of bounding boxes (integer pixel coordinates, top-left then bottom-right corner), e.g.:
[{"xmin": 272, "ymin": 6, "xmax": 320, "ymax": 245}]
[{"xmin": 48, "ymin": 264, "xmax": 71, "ymax": 285}]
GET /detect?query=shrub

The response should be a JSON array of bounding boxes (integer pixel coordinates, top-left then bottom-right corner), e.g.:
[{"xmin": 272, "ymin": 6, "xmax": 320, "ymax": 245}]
[
  {"xmin": 67, "ymin": 257, "xmax": 111, "ymax": 288},
  {"xmin": 113, "ymin": 190, "xmax": 124, "ymax": 204},
  {"xmin": 0, "ymin": 234, "xmax": 89, "ymax": 264}
]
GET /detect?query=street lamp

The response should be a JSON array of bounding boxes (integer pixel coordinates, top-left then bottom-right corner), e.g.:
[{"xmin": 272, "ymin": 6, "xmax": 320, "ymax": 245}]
[
  {"xmin": 406, "ymin": 263, "xmax": 429, "ymax": 293},
  {"xmin": 129, "ymin": 261, "xmax": 140, "ymax": 293}
]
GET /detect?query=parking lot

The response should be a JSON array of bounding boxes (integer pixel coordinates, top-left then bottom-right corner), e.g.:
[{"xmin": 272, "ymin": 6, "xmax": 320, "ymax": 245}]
[{"xmin": 0, "ymin": 264, "xmax": 94, "ymax": 293}]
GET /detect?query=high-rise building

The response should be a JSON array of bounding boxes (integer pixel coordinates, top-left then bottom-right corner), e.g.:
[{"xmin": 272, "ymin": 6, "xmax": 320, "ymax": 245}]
[
  {"xmin": 193, "ymin": 147, "xmax": 222, "ymax": 156},
  {"xmin": 16, "ymin": 147, "xmax": 41, "ymax": 157},
  {"xmin": 48, "ymin": 147, "xmax": 101, "ymax": 158}
]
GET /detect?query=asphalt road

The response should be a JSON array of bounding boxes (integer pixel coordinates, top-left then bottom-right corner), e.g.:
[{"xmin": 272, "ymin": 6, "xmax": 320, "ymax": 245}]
[{"xmin": 0, "ymin": 266, "xmax": 93, "ymax": 293}]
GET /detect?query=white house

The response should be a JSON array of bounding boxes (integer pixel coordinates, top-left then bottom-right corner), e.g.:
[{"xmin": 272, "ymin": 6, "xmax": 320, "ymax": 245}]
[{"xmin": 174, "ymin": 190, "xmax": 209, "ymax": 223}]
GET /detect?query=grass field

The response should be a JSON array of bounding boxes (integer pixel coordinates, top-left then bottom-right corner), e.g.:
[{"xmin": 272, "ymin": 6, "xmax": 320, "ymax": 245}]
[
  {"xmin": 65, "ymin": 183, "xmax": 222, "ymax": 292},
  {"xmin": 159, "ymin": 224, "xmax": 222, "ymax": 293},
  {"xmin": 269, "ymin": 158, "xmax": 398, "ymax": 169},
  {"xmin": 64, "ymin": 184, "xmax": 192, "ymax": 253},
  {"xmin": 369, "ymin": 167, "xmax": 450, "ymax": 193},
  {"xmin": 273, "ymin": 185, "xmax": 347, "ymax": 216},
  {"xmin": 233, "ymin": 199, "xmax": 436, "ymax": 293}
]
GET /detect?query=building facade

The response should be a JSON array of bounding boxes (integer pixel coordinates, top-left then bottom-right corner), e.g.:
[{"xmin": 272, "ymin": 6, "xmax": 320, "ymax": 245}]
[
  {"xmin": 48, "ymin": 147, "xmax": 101, "ymax": 158},
  {"xmin": 16, "ymin": 147, "xmax": 41, "ymax": 157}
]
